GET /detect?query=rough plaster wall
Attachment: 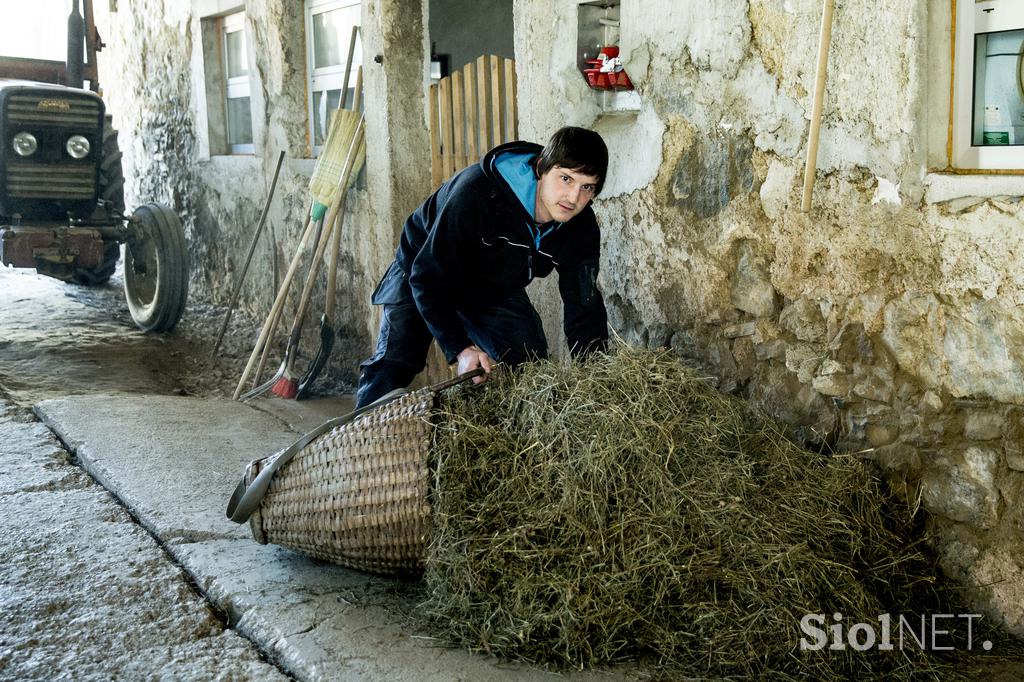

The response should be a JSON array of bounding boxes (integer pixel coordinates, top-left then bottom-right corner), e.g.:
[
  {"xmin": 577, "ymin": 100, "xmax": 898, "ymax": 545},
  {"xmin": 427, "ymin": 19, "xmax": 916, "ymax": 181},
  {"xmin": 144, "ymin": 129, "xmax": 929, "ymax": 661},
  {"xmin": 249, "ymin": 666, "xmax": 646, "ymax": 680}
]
[
  {"xmin": 515, "ymin": 0, "xmax": 1024, "ymax": 634},
  {"xmin": 361, "ymin": 0, "xmax": 432, "ymax": 273},
  {"xmin": 96, "ymin": 0, "xmax": 378, "ymax": 383},
  {"xmin": 99, "ymin": 1, "xmax": 199, "ymax": 240},
  {"xmin": 357, "ymin": 0, "xmax": 440, "ymax": 384}
]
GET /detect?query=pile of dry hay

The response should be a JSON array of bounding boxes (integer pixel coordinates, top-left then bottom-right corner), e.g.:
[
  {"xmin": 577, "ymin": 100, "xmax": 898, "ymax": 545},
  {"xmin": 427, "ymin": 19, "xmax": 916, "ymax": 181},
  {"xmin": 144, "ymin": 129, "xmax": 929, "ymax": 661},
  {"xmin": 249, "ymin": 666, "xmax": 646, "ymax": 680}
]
[{"xmin": 419, "ymin": 346, "xmax": 1000, "ymax": 678}]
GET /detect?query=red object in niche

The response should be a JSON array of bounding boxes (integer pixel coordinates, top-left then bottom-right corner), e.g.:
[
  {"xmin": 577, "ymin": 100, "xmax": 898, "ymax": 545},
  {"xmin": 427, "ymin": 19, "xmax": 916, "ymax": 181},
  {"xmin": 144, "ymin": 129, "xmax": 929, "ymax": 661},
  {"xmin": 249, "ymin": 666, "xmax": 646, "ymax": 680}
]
[
  {"xmin": 580, "ymin": 49, "xmax": 633, "ymax": 91},
  {"xmin": 583, "ymin": 58, "xmax": 608, "ymax": 89},
  {"xmin": 612, "ymin": 70, "xmax": 632, "ymax": 89},
  {"xmin": 583, "ymin": 60, "xmax": 611, "ymax": 89}
]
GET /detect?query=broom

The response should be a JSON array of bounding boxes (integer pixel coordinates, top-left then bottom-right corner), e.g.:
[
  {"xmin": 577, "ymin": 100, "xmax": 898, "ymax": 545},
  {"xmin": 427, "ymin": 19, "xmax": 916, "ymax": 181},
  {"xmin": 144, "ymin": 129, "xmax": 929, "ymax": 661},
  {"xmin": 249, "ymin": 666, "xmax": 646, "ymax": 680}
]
[
  {"xmin": 297, "ymin": 65, "xmax": 364, "ymax": 399},
  {"xmin": 268, "ymin": 32, "xmax": 364, "ymax": 399},
  {"xmin": 269, "ymin": 115, "xmax": 365, "ymax": 398}
]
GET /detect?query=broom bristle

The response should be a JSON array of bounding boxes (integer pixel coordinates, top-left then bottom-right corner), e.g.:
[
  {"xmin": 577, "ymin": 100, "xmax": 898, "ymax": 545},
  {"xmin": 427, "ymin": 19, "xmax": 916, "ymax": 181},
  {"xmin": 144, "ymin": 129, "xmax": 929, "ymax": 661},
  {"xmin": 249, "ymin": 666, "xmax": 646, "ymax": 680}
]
[{"xmin": 271, "ymin": 375, "xmax": 298, "ymax": 399}]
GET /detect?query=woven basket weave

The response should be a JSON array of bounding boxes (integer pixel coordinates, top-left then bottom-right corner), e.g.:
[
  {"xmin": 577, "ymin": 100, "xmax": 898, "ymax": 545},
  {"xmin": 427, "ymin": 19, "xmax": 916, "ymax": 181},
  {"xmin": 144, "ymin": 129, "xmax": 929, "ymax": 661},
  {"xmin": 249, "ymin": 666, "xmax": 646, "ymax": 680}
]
[{"xmin": 245, "ymin": 387, "xmax": 436, "ymax": 575}]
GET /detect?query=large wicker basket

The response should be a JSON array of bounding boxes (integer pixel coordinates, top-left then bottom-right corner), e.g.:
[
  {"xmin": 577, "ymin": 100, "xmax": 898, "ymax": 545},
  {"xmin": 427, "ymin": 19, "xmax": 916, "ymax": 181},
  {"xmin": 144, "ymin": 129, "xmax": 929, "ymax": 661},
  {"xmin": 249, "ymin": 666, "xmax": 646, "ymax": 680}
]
[{"xmin": 227, "ymin": 382, "xmax": 455, "ymax": 575}]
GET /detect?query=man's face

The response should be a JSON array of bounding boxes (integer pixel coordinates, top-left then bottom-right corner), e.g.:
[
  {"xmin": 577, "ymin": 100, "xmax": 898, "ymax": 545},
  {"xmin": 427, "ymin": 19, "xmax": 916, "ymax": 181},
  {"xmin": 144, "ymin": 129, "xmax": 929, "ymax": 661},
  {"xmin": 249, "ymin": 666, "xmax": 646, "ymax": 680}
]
[{"xmin": 535, "ymin": 165, "xmax": 600, "ymax": 223}]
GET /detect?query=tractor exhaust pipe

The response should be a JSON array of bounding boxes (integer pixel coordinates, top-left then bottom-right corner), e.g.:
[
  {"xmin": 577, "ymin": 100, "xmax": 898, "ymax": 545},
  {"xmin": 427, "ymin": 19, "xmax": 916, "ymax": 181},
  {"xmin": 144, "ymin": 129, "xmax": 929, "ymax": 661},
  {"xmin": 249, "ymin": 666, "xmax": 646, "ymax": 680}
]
[{"xmin": 67, "ymin": 0, "xmax": 85, "ymax": 88}]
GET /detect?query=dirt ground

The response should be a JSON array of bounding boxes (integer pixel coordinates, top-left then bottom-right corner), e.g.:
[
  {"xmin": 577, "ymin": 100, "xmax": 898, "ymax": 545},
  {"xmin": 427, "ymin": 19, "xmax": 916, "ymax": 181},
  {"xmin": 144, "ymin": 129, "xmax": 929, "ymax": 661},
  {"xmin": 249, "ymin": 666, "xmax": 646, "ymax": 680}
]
[{"xmin": 0, "ymin": 264, "xmax": 351, "ymax": 406}]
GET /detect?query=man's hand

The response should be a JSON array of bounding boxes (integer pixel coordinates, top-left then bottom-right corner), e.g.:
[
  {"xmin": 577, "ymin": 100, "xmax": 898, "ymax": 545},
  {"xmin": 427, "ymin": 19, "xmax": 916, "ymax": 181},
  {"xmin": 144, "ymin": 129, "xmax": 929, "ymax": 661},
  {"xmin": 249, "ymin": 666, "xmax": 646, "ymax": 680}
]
[{"xmin": 456, "ymin": 345, "xmax": 493, "ymax": 384}]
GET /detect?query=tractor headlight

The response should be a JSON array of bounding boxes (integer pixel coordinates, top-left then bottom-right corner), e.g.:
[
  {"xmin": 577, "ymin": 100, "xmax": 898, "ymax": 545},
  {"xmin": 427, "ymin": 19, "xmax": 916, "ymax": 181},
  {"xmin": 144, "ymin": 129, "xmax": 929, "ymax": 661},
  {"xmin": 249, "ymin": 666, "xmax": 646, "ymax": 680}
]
[
  {"xmin": 12, "ymin": 132, "xmax": 37, "ymax": 157},
  {"xmin": 66, "ymin": 134, "xmax": 91, "ymax": 159}
]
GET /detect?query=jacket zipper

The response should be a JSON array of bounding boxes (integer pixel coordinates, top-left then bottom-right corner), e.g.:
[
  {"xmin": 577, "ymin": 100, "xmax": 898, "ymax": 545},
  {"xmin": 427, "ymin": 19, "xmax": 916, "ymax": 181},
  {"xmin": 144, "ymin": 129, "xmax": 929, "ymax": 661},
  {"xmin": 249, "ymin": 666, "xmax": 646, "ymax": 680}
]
[{"xmin": 525, "ymin": 221, "xmax": 558, "ymax": 282}]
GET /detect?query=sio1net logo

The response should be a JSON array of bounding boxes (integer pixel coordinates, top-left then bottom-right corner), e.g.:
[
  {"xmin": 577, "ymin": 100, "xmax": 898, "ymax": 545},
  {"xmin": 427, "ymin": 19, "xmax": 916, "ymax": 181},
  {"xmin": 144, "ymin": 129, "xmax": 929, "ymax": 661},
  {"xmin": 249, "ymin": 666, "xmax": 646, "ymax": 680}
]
[{"xmin": 799, "ymin": 613, "xmax": 993, "ymax": 652}]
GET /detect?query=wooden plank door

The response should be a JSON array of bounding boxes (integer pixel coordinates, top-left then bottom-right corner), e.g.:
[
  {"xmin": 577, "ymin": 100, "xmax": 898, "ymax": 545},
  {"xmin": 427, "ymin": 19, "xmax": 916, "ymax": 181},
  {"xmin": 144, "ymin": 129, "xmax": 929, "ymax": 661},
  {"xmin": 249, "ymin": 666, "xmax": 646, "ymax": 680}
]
[{"xmin": 429, "ymin": 55, "xmax": 518, "ymax": 190}]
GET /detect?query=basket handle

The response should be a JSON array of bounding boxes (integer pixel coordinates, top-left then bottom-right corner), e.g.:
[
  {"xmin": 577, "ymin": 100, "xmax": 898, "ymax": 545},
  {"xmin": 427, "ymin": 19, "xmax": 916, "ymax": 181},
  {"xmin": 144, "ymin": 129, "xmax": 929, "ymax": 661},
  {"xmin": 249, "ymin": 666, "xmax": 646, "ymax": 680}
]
[
  {"xmin": 225, "ymin": 368, "xmax": 485, "ymax": 524},
  {"xmin": 428, "ymin": 366, "xmax": 487, "ymax": 392}
]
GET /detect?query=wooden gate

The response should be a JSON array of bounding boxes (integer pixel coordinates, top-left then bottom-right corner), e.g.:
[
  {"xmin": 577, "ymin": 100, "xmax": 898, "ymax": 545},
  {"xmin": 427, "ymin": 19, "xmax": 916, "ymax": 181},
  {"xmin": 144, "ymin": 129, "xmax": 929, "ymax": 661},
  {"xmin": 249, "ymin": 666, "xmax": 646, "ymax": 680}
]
[
  {"xmin": 420, "ymin": 55, "xmax": 518, "ymax": 383},
  {"xmin": 429, "ymin": 55, "xmax": 518, "ymax": 190}
]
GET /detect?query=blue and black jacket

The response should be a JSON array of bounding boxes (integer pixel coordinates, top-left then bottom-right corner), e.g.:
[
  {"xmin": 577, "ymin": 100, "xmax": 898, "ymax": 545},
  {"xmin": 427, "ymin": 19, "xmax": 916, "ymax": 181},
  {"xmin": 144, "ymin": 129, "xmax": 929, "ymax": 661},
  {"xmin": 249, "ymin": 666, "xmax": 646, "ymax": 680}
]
[{"xmin": 373, "ymin": 140, "xmax": 608, "ymax": 363}]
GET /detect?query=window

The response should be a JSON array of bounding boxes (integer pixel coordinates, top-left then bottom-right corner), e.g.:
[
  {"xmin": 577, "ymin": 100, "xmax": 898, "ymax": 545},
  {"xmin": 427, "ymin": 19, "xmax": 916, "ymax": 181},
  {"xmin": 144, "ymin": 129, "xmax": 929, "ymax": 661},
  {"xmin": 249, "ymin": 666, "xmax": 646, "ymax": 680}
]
[
  {"xmin": 222, "ymin": 11, "xmax": 253, "ymax": 154},
  {"xmin": 952, "ymin": 0, "xmax": 1024, "ymax": 170},
  {"xmin": 305, "ymin": 0, "xmax": 362, "ymax": 154}
]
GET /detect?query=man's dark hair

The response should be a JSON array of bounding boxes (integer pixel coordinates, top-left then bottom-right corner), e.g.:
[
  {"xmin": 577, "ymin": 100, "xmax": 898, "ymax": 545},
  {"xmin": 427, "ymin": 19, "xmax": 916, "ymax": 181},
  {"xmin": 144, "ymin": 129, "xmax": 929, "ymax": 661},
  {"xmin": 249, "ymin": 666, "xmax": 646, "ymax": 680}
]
[{"xmin": 534, "ymin": 126, "xmax": 609, "ymax": 195}]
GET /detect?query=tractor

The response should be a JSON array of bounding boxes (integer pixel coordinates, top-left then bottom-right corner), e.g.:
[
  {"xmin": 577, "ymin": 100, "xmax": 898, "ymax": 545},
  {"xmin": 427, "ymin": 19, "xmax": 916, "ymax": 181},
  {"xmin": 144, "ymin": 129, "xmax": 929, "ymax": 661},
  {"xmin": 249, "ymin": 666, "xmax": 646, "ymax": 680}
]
[{"xmin": 0, "ymin": 0, "xmax": 188, "ymax": 332}]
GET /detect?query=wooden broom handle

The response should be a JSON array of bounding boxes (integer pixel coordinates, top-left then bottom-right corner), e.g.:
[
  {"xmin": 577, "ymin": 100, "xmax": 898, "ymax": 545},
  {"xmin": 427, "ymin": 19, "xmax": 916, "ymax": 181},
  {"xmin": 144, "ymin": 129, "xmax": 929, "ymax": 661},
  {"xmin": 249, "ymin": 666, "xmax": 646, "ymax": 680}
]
[
  {"xmin": 288, "ymin": 118, "xmax": 365, "ymax": 335},
  {"xmin": 325, "ymin": 69, "xmax": 364, "ymax": 318},
  {"xmin": 801, "ymin": 0, "xmax": 835, "ymax": 213},
  {"xmin": 323, "ymin": 185, "xmax": 345, "ymax": 318}
]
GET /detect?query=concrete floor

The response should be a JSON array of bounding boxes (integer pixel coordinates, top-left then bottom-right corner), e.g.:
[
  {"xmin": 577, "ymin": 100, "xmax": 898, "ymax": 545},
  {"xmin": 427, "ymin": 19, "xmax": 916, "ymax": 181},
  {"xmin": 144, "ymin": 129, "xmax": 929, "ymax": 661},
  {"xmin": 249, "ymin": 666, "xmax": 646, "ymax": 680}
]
[{"xmin": 0, "ymin": 267, "xmax": 626, "ymax": 681}]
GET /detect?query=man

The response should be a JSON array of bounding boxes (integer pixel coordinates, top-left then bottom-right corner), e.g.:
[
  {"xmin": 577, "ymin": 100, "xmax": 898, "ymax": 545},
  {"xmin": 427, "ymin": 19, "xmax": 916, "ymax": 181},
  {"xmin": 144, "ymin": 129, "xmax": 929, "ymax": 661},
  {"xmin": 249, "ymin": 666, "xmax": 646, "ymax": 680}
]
[{"xmin": 355, "ymin": 126, "xmax": 609, "ymax": 409}]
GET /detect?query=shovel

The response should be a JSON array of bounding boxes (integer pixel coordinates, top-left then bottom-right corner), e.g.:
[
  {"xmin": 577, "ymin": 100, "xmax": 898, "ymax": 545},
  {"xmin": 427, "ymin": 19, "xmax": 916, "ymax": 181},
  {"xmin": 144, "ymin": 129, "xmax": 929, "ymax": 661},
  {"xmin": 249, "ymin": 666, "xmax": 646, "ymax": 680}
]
[{"xmin": 296, "ymin": 187, "xmax": 344, "ymax": 399}]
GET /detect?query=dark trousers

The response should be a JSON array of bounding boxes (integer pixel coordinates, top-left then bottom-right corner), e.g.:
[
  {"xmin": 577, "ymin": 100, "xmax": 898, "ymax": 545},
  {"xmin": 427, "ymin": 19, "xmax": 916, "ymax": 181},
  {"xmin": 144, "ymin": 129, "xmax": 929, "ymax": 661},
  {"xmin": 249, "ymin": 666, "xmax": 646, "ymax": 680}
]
[{"xmin": 355, "ymin": 281, "xmax": 547, "ymax": 409}]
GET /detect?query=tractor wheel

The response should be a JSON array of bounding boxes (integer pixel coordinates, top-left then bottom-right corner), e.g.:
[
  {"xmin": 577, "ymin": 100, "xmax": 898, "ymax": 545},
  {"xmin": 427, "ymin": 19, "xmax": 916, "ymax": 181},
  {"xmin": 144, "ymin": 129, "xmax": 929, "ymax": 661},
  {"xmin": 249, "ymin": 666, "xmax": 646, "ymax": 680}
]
[
  {"xmin": 124, "ymin": 203, "xmax": 189, "ymax": 332},
  {"xmin": 72, "ymin": 116, "xmax": 125, "ymax": 285},
  {"xmin": 98, "ymin": 115, "xmax": 126, "ymax": 212}
]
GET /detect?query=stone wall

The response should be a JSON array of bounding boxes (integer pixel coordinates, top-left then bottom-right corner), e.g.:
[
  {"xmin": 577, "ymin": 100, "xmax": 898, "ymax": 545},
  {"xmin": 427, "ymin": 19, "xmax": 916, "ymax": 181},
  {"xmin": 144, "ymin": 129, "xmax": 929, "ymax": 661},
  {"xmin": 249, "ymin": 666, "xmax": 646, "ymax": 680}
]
[{"xmin": 514, "ymin": 0, "xmax": 1024, "ymax": 634}]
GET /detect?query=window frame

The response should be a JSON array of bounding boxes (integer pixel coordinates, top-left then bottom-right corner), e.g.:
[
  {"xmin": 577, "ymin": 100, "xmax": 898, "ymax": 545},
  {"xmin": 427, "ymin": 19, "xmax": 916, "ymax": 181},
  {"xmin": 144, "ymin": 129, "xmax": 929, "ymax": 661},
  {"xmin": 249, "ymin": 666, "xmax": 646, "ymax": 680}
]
[
  {"xmin": 950, "ymin": 0, "xmax": 1024, "ymax": 171},
  {"xmin": 304, "ymin": 0, "xmax": 362, "ymax": 156},
  {"xmin": 221, "ymin": 10, "xmax": 254, "ymax": 155}
]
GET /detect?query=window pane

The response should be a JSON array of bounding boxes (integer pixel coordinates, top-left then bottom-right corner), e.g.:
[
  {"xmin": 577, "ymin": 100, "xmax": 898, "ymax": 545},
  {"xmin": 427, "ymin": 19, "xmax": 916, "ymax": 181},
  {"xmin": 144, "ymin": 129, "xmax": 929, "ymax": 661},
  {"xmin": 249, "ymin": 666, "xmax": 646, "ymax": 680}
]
[
  {"xmin": 312, "ymin": 6, "xmax": 361, "ymax": 70},
  {"xmin": 227, "ymin": 96, "xmax": 253, "ymax": 146},
  {"xmin": 313, "ymin": 88, "xmax": 343, "ymax": 147},
  {"xmin": 972, "ymin": 29, "xmax": 1024, "ymax": 146},
  {"xmin": 226, "ymin": 29, "xmax": 248, "ymax": 78}
]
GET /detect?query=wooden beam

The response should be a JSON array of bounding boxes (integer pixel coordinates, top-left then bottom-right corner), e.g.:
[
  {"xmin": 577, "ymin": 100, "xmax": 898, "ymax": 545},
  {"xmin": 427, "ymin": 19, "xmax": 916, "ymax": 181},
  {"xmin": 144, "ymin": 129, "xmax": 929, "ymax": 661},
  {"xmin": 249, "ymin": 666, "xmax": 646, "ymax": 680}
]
[
  {"xmin": 463, "ymin": 61, "xmax": 478, "ymax": 164},
  {"xmin": 451, "ymin": 69, "xmax": 465, "ymax": 172},
  {"xmin": 439, "ymin": 75, "xmax": 454, "ymax": 179},
  {"xmin": 491, "ymin": 55, "xmax": 504, "ymax": 144},
  {"xmin": 801, "ymin": 0, "xmax": 835, "ymax": 212},
  {"xmin": 476, "ymin": 55, "xmax": 491, "ymax": 151},
  {"xmin": 429, "ymin": 84, "xmax": 442, "ymax": 189},
  {"xmin": 504, "ymin": 58, "xmax": 517, "ymax": 141}
]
